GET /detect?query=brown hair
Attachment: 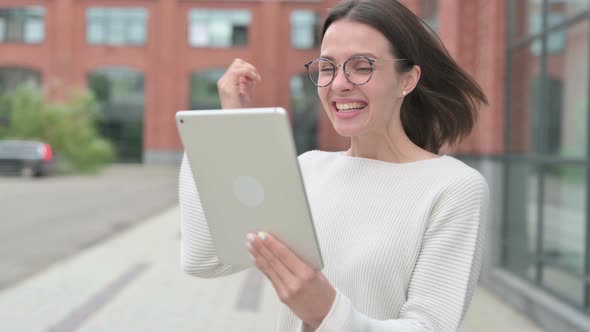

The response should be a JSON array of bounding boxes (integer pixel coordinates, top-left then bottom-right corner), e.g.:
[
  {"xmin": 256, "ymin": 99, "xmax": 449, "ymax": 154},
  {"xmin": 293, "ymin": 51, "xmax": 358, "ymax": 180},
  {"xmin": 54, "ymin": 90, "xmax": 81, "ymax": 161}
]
[{"xmin": 322, "ymin": 0, "xmax": 488, "ymax": 154}]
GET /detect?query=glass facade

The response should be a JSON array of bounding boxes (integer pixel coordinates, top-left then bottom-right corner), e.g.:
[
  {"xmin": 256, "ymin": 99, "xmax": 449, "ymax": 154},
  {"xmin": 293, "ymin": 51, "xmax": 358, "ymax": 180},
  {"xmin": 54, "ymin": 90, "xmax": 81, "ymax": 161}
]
[
  {"xmin": 88, "ymin": 68, "xmax": 145, "ymax": 162},
  {"xmin": 505, "ymin": 0, "xmax": 590, "ymax": 312},
  {"xmin": 290, "ymin": 10, "xmax": 320, "ymax": 49},
  {"xmin": 0, "ymin": 7, "xmax": 44, "ymax": 44},
  {"xmin": 188, "ymin": 9, "xmax": 250, "ymax": 48},
  {"xmin": 290, "ymin": 73, "xmax": 319, "ymax": 154},
  {"xmin": 190, "ymin": 70, "xmax": 224, "ymax": 110},
  {"xmin": 87, "ymin": 7, "xmax": 147, "ymax": 46},
  {"xmin": 0, "ymin": 67, "xmax": 41, "ymax": 93}
]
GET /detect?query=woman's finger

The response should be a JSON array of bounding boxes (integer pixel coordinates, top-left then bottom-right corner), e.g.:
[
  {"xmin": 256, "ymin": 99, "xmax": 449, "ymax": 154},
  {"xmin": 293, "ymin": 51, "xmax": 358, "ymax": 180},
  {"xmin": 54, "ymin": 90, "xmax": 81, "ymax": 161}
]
[
  {"xmin": 229, "ymin": 62, "xmax": 261, "ymax": 82},
  {"xmin": 257, "ymin": 232, "xmax": 316, "ymax": 279},
  {"xmin": 248, "ymin": 240, "xmax": 288, "ymax": 299},
  {"xmin": 217, "ymin": 59, "xmax": 260, "ymax": 109},
  {"xmin": 248, "ymin": 233, "xmax": 298, "ymax": 287}
]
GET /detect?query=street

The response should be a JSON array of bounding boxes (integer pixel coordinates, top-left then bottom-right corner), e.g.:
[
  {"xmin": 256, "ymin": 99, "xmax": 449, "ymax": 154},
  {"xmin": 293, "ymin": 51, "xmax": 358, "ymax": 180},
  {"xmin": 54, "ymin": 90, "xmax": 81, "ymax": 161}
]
[{"xmin": 0, "ymin": 165, "xmax": 179, "ymax": 290}]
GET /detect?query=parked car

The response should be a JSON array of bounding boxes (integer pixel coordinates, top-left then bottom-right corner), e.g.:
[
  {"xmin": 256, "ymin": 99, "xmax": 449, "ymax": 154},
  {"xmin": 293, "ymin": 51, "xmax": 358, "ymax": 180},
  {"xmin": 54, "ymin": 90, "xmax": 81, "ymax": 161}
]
[{"xmin": 0, "ymin": 140, "xmax": 56, "ymax": 177}]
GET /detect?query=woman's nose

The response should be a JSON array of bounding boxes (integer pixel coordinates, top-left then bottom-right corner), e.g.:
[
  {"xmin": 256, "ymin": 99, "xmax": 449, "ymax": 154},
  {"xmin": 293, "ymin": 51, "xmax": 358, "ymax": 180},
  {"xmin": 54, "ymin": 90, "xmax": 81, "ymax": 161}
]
[{"xmin": 331, "ymin": 66, "xmax": 353, "ymax": 91}]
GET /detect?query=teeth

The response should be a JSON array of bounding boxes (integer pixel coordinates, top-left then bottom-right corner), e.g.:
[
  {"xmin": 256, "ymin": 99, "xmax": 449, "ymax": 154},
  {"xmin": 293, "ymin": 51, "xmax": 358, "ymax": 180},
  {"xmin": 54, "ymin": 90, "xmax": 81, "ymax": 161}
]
[{"xmin": 335, "ymin": 102, "xmax": 367, "ymax": 112}]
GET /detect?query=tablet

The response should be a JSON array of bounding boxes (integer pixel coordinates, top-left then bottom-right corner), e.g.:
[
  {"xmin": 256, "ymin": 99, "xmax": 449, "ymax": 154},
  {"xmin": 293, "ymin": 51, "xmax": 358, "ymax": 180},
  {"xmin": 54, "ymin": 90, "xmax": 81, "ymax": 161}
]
[{"xmin": 176, "ymin": 108, "xmax": 323, "ymax": 270}]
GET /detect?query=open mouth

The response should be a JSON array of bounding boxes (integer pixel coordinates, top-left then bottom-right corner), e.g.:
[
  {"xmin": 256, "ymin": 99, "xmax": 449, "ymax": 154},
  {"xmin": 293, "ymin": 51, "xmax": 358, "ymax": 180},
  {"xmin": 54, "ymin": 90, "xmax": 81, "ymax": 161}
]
[{"xmin": 334, "ymin": 102, "xmax": 368, "ymax": 113}]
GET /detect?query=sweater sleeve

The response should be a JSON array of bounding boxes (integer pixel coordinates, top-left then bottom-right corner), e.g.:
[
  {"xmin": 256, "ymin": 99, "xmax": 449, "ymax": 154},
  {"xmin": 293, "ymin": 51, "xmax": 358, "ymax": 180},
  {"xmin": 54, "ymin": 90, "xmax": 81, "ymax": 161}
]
[
  {"xmin": 179, "ymin": 153, "xmax": 249, "ymax": 278},
  {"xmin": 311, "ymin": 171, "xmax": 489, "ymax": 332}
]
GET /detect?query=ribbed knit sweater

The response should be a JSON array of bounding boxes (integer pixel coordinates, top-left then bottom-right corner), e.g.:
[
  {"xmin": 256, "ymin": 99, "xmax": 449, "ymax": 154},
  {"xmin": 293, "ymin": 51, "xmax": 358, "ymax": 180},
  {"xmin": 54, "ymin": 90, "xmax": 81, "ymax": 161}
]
[{"xmin": 179, "ymin": 150, "xmax": 489, "ymax": 332}]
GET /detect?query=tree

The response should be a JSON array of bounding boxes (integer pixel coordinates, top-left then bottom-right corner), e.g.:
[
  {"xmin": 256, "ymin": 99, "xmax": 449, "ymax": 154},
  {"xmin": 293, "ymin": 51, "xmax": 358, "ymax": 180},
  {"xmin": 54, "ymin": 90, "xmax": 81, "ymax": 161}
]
[{"xmin": 0, "ymin": 85, "xmax": 115, "ymax": 173}]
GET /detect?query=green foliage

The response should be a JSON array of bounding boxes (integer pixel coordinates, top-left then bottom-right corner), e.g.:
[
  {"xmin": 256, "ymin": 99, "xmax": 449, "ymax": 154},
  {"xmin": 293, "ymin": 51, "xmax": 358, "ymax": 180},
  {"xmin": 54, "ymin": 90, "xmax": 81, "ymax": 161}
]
[{"xmin": 0, "ymin": 85, "xmax": 115, "ymax": 173}]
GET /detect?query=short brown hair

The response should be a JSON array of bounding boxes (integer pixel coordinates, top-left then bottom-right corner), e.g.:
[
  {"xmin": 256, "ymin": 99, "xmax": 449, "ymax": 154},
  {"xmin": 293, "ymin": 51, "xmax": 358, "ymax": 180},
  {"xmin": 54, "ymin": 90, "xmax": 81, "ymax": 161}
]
[{"xmin": 322, "ymin": 0, "xmax": 488, "ymax": 154}]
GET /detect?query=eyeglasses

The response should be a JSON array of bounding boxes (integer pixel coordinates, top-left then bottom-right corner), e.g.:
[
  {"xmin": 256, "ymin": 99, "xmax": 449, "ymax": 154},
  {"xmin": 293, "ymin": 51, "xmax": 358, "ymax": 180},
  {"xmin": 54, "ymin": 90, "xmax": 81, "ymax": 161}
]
[{"xmin": 304, "ymin": 55, "xmax": 408, "ymax": 88}]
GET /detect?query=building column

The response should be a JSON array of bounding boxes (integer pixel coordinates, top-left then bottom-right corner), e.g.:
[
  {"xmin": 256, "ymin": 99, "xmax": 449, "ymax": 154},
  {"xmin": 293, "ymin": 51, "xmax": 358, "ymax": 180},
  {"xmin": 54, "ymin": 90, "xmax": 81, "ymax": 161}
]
[
  {"xmin": 144, "ymin": 0, "xmax": 183, "ymax": 164},
  {"xmin": 48, "ymin": 0, "xmax": 74, "ymax": 101},
  {"xmin": 257, "ymin": 0, "xmax": 282, "ymax": 108}
]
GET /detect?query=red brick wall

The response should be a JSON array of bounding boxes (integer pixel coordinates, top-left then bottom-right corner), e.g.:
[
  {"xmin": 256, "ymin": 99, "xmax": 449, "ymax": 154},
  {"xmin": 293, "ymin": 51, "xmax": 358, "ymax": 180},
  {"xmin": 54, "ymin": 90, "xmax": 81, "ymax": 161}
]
[
  {"xmin": 0, "ymin": 0, "xmax": 506, "ymax": 159},
  {"xmin": 438, "ymin": 0, "xmax": 506, "ymax": 155},
  {"xmin": 0, "ymin": 0, "xmax": 56, "ymax": 96}
]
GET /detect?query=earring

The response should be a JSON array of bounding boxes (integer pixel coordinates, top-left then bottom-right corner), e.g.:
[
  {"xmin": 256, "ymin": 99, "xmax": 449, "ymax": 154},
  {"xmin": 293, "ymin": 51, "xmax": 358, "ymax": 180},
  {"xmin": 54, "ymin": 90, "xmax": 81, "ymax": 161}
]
[{"xmin": 402, "ymin": 90, "xmax": 407, "ymax": 96}]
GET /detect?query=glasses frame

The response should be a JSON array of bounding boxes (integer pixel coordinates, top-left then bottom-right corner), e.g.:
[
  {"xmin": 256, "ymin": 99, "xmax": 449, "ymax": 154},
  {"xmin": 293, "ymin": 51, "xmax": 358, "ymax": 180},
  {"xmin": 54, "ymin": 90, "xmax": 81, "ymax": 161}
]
[{"xmin": 304, "ymin": 55, "xmax": 408, "ymax": 88}]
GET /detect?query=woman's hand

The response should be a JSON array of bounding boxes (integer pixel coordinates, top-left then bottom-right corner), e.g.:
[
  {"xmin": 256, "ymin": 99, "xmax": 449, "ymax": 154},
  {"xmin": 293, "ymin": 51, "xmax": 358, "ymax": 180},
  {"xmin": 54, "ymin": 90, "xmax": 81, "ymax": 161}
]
[
  {"xmin": 247, "ymin": 232, "xmax": 336, "ymax": 329},
  {"xmin": 217, "ymin": 58, "xmax": 261, "ymax": 109}
]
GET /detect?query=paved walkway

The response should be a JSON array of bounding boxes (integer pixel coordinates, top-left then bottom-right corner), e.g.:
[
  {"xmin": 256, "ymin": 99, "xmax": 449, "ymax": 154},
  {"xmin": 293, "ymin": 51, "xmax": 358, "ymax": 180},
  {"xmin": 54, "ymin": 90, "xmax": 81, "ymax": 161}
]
[
  {"xmin": 0, "ymin": 164, "xmax": 179, "ymax": 290},
  {"xmin": 0, "ymin": 207, "xmax": 546, "ymax": 332}
]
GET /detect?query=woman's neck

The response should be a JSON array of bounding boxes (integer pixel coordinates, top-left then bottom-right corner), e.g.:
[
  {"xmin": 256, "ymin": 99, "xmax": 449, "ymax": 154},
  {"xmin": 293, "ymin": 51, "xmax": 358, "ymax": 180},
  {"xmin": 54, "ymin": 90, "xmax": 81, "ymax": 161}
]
[{"xmin": 345, "ymin": 131, "xmax": 438, "ymax": 164}]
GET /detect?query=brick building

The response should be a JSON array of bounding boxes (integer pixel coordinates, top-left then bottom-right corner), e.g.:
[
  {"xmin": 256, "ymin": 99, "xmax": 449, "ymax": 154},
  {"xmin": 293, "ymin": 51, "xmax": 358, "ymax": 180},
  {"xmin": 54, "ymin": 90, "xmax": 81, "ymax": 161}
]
[
  {"xmin": 1, "ymin": 1, "xmax": 589, "ymax": 331},
  {"xmin": 0, "ymin": 0, "xmax": 504, "ymax": 163}
]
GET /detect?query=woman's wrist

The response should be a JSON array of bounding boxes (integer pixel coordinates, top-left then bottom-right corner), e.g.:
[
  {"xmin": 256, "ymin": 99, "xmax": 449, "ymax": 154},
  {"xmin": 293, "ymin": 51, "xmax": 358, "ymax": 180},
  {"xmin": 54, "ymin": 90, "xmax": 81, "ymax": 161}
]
[{"xmin": 306, "ymin": 285, "xmax": 337, "ymax": 329}]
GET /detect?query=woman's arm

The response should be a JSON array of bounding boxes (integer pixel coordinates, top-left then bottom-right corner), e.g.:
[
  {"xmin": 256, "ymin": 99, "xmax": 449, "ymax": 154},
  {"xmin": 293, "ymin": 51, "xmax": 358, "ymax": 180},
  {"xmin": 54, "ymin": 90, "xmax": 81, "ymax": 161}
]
[
  {"xmin": 179, "ymin": 153, "xmax": 249, "ymax": 278},
  {"xmin": 180, "ymin": 58, "xmax": 260, "ymax": 278}
]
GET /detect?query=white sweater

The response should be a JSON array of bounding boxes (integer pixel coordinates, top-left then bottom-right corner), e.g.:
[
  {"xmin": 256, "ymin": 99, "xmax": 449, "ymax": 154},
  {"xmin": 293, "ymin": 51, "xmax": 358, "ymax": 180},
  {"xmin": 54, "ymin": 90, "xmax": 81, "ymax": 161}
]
[{"xmin": 179, "ymin": 150, "xmax": 489, "ymax": 332}]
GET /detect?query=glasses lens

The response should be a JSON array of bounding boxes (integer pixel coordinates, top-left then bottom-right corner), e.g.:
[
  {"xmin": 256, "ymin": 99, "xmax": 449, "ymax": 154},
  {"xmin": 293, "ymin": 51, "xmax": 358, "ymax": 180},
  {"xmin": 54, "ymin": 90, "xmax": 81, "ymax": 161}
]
[
  {"xmin": 307, "ymin": 59, "xmax": 335, "ymax": 87},
  {"xmin": 344, "ymin": 56, "xmax": 373, "ymax": 85}
]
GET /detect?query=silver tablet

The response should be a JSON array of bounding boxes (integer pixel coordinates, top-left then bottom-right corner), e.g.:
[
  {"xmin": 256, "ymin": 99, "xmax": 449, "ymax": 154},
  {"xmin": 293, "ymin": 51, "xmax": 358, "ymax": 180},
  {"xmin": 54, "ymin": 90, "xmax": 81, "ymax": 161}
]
[{"xmin": 176, "ymin": 108, "xmax": 323, "ymax": 270}]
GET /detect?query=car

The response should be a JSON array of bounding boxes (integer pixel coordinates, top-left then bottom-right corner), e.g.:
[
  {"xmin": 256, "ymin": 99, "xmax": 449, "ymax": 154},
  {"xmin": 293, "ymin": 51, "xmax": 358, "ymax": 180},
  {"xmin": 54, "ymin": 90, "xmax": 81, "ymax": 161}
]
[{"xmin": 0, "ymin": 139, "xmax": 56, "ymax": 177}]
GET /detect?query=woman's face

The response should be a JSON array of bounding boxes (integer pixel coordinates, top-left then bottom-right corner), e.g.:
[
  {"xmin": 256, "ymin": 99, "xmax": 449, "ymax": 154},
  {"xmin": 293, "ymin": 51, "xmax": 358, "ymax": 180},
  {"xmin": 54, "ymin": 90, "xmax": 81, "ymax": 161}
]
[{"xmin": 318, "ymin": 20, "xmax": 404, "ymax": 138}]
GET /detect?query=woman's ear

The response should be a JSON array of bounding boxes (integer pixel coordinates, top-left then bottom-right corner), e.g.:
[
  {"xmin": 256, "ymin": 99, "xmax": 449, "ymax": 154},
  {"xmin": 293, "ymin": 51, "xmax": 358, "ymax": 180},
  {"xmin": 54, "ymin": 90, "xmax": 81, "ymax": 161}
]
[{"xmin": 401, "ymin": 65, "xmax": 421, "ymax": 97}]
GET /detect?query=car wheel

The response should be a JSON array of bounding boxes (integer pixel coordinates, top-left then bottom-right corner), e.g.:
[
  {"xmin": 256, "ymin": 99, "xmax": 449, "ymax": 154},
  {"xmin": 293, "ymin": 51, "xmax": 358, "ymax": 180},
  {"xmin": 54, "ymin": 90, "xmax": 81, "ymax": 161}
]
[{"xmin": 21, "ymin": 166, "xmax": 34, "ymax": 178}]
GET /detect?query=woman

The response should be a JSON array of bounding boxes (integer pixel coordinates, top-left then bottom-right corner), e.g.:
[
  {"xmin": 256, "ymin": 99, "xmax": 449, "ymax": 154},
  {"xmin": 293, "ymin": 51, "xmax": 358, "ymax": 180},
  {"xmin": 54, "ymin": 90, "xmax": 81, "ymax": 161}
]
[{"xmin": 179, "ymin": 0, "xmax": 489, "ymax": 331}]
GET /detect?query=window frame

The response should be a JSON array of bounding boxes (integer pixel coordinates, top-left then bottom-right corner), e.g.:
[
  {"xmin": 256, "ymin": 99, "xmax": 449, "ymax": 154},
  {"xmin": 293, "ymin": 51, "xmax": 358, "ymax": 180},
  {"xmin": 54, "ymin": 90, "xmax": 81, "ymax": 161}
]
[
  {"xmin": 187, "ymin": 8, "xmax": 252, "ymax": 48},
  {"xmin": 86, "ymin": 7, "xmax": 148, "ymax": 46},
  {"xmin": 0, "ymin": 6, "xmax": 45, "ymax": 44},
  {"xmin": 503, "ymin": 0, "xmax": 590, "ymax": 312}
]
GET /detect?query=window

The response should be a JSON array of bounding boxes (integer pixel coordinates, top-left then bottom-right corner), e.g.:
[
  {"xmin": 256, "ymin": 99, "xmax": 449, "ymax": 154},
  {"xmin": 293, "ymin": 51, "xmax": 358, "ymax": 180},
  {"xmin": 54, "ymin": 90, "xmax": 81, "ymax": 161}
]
[
  {"xmin": 548, "ymin": 0, "xmax": 589, "ymax": 28},
  {"xmin": 510, "ymin": 0, "xmax": 542, "ymax": 40},
  {"xmin": 505, "ymin": 0, "xmax": 590, "ymax": 312},
  {"xmin": 530, "ymin": 14, "xmax": 566, "ymax": 55},
  {"xmin": 291, "ymin": 10, "xmax": 320, "ymax": 49},
  {"xmin": 88, "ymin": 68, "xmax": 145, "ymax": 162},
  {"xmin": 87, "ymin": 7, "xmax": 147, "ymax": 46},
  {"xmin": 291, "ymin": 73, "xmax": 319, "ymax": 153},
  {"xmin": 0, "ymin": 67, "xmax": 41, "ymax": 93},
  {"xmin": 419, "ymin": 0, "xmax": 439, "ymax": 32},
  {"xmin": 190, "ymin": 70, "xmax": 224, "ymax": 110},
  {"xmin": 188, "ymin": 9, "xmax": 251, "ymax": 48},
  {"xmin": 0, "ymin": 7, "xmax": 44, "ymax": 43},
  {"xmin": 511, "ymin": 23, "xmax": 588, "ymax": 157}
]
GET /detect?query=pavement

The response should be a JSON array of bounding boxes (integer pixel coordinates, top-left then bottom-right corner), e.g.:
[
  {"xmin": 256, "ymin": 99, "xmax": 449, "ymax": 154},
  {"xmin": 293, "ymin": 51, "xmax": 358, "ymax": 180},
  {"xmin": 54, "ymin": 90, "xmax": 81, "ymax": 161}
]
[
  {"xmin": 0, "ymin": 165, "xmax": 179, "ymax": 290},
  {"xmin": 0, "ymin": 206, "xmax": 548, "ymax": 332}
]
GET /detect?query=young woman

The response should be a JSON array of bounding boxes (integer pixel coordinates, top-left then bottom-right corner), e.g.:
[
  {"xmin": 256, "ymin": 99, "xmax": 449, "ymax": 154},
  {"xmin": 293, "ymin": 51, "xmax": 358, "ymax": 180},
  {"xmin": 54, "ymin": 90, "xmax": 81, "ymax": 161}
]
[{"xmin": 180, "ymin": 0, "xmax": 489, "ymax": 331}]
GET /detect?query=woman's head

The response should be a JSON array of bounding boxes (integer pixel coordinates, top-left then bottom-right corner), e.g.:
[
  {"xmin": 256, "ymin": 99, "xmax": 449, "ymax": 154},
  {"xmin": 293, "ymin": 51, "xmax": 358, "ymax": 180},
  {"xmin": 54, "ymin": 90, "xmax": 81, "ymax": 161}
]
[
  {"xmin": 316, "ymin": 0, "xmax": 488, "ymax": 154},
  {"xmin": 315, "ymin": 20, "xmax": 413, "ymax": 142}
]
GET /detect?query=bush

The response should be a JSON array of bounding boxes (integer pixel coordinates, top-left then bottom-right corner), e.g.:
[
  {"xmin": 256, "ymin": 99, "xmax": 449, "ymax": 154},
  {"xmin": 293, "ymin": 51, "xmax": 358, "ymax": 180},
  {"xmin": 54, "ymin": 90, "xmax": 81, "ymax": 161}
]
[{"xmin": 0, "ymin": 85, "xmax": 115, "ymax": 173}]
